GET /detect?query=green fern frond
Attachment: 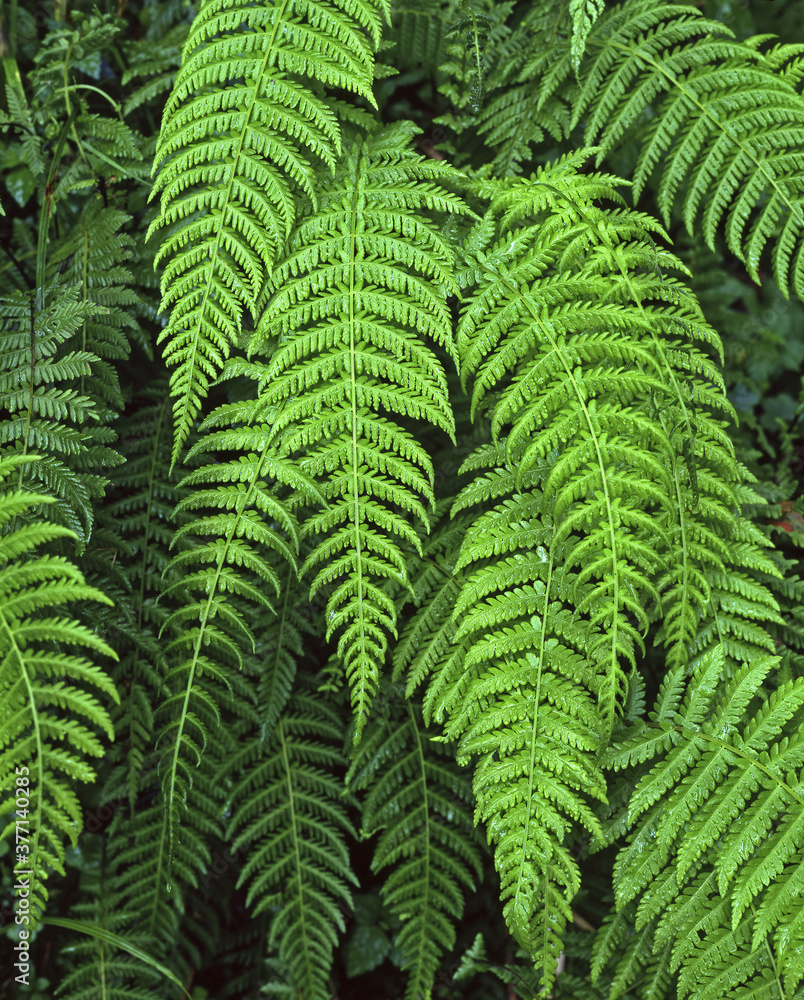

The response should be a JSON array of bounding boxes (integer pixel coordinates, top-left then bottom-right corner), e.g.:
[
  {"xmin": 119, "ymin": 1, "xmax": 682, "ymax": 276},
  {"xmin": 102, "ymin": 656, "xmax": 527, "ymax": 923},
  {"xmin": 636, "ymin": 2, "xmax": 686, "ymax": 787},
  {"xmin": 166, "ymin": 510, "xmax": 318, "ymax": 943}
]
[
  {"xmin": 153, "ymin": 398, "xmax": 309, "ymax": 871},
  {"xmin": 385, "ymin": 0, "xmax": 455, "ymax": 74},
  {"xmin": 347, "ymin": 690, "xmax": 483, "ymax": 999},
  {"xmin": 104, "ymin": 385, "xmax": 188, "ymax": 811},
  {"xmin": 604, "ymin": 644, "xmax": 804, "ymax": 998},
  {"xmin": 393, "ymin": 499, "xmax": 472, "ymax": 718},
  {"xmin": 225, "ymin": 673, "xmax": 359, "ymax": 1000},
  {"xmin": 149, "ymin": 0, "xmax": 387, "ymax": 464},
  {"xmin": 0, "ymin": 284, "xmax": 121, "ymax": 547},
  {"xmin": 48, "ymin": 202, "xmax": 139, "ymax": 418},
  {"xmin": 251, "ymin": 121, "xmax": 472, "ymax": 738},
  {"xmin": 530, "ymin": 0, "xmax": 804, "ymax": 299},
  {"xmin": 569, "ymin": 0, "xmax": 605, "ymax": 72},
  {"xmin": 0, "ymin": 452, "xmax": 118, "ymax": 931},
  {"xmin": 431, "ymin": 150, "xmax": 785, "ymax": 992}
]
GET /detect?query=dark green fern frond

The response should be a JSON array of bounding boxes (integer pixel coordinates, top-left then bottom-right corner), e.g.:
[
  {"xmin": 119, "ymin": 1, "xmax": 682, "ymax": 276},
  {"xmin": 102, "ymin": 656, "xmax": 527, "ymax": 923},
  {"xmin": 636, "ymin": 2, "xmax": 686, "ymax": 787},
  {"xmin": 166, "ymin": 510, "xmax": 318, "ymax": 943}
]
[
  {"xmin": 251, "ymin": 121, "xmax": 472, "ymax": 738},
  {"xmin": 48, "ymin": 202, "xmax": 139, "ymax": 420},
  {"xmin": 149, "ymin": 0, "xmax": 387, "ymax": 464},
  {"xmin": 385, "ymin": 0, "xmax": 455, "ymax": 74},
  {"xmin": 0, "ymin": 452, "xmax": 118, "ymax": 931},
  {"xmin": 447, "ymin": 3, "xmax": 571, "ymax": 176},
  {"xmin": 225, "ymin": 673, "xmax": 359, "ymax": 1000},
  {"xmin": 347, "ymin": 689, "xmax": 483, "ymax": 999},
  {"xmin": 153, "ymin": 393, "xmax": 313, "ymax": 871},
  {"xmin": 0, "ymin": 283, "xmax": 117, "ymax": 547},
  {"xmin": 104, "ymin": 384, "xmax": 189, "ymax": 811}
]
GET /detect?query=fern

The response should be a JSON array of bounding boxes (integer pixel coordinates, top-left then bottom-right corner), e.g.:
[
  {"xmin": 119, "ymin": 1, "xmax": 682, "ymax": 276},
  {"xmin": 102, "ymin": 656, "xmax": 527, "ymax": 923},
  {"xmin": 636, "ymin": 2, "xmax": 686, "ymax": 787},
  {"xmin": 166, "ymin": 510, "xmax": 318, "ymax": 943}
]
[
  {"xmin": 250, "ymin": 120, "xmax": 471, "ymax": 737},
  {"xmin": 508, "ymin": 1, "xmax": 804, "ymax": 299},
  {"xmin": 602, "ymin": 644, "xmax": 804, "ymax": 998},
  {"xmin": 9, "ymin": 3, "xmax": 804, "ymax": 998},
  {"xmin": 347, "ymin": 687, "xmax": 483, "ymax": 999},
  {"xmin": 0, "ymin": 452, "xmax": 118, "ymax": 930},
  {"xmin": 225, "ymin": 672, "xmax": 358, "ymax": 1000},
  {"xmin": 154, "ymin": 394, "xmax": 311, "ymax": 869},
  {"xmin": 0, "ymin": 283, "xmax": 119, "ymax": 548},
  {"xmin": 424, "ymin": 150, "xmax": 788, "ymax": 993},
  {"xmin": 148, "ymin": 0, "xmax": 387, "ymax": 463}
]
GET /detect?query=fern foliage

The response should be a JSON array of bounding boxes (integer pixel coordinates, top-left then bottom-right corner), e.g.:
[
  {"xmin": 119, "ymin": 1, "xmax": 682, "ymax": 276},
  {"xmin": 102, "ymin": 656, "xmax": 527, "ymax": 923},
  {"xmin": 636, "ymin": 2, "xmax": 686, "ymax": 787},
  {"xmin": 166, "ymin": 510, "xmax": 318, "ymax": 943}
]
[
  {"xmin": 225, "ymin": 673, "xmax": 358, "ymax": 1000},
  {"xmin": 347, "ymin": 689, "xmax": 483, "ymax": 999},
  {"xmin": 149, "ymin": 0, "xmax": 387, "ymax": 463},
  {"xmin": 251, "ymin": 121, "xmax": 471, "ymax": 737},
  {"xmin": 483, "ymin": 0, "xmax": 804, "ymax": 300},
  {"xmin": 7, "ymin": 2, "xmax": 804, "ymax": 999},
  {"xmin": 0, "ymin": 453, "xmax": 118, "ymax": 930},
  {"xmin": 153, "ymin": 397, "xmax": 310, "ymax": 867},
  {"xmin": 601, "ymin": 645, "xmax": 804, "ymax": 998},
  {"xmin": 420, "ymin": 149, "xmax": 789, "ymax": 995}
]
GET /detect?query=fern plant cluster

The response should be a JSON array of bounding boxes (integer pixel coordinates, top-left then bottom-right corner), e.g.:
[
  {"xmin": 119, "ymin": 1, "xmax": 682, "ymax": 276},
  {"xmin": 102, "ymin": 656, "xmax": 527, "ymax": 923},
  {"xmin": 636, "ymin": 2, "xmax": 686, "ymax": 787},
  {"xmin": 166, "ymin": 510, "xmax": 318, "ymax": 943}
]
[{"xmin": 3, "ymin": 0, "xmax": 804, "ymax": 998}]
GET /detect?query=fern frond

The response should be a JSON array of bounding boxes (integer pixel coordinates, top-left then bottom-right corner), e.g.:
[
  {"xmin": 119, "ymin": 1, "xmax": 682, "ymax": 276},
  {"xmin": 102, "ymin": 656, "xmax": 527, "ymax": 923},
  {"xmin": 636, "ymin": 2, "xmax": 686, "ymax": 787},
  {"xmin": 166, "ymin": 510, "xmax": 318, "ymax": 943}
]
[
  {"xmin": 604, "ymin": 644, "xmax": 804, "ymax": 998},
  {"xmin": 347, "ymin": 690, "xmax": 483, "ymax": 999},
  {"xmin": 225, "ymin": 673, "xmax": 358, "ymax": 1000},
  {"xmin": 0, "ymin": 283, "xmax": 121, "ymax": 547},
  {"xmin": 154, "ymin": 400, "xmax": 308, "ymax": 872},
  {"xmin": 532, "ymin": 0, "xmax": 804, "ymax": 299},
  {"xmin": 252, "ymin": 121, "xmax": 472, "ymax": 738},
  {"xmin": 432, "ymin": 150, "xmax": 785, "ymax": 992},
  {"xmin": 149, "ymin": 0, "xmax": 387, "ymax": 464},
  {"xmin": 0, "ymin": 452, "xmax": 118, "ymax": 930}
]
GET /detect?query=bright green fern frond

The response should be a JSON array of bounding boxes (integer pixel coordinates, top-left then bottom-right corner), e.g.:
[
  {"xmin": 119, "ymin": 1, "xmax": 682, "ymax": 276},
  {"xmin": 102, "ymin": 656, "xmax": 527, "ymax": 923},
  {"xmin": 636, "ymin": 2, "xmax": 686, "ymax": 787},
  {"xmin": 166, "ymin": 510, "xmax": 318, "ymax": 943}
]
[
  {"xmin": 225, "ymin": 673, "xmax": 359, "ymax": 1000},
  {"xmin": 149, "ymin": 0, "xmax": 387, "ymax": 464},
  {"xmin": 436, "ymin": 150, "xmax": 781, "ymax": 992},
  {"xmin": 442, "ymin": 463, "xmax": 608, "ymax": 995},
  {"xmin": 252, "ymin": 121, "xmax": 472, "ymax": 739},
  {"xmin": 604, "ymin": 644, "xmax": 804, "ymax": 998},
  {"xmin": 0, "ymin": 452, "xmax": 118, "ymax": 931},
  {"xmin": 535, "ymin": 0, "xmax": 804, "ymax": 299},
  {"xmin": 347, "ymin": 689, "xmax": 483, "ymax": 999}
]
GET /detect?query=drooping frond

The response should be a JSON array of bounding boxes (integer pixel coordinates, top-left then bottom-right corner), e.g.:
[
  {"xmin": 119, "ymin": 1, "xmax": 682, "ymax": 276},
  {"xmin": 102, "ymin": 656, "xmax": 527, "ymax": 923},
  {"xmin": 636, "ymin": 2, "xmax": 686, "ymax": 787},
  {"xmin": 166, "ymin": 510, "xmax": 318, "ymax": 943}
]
[
  {"xmin": 430, "ymin": 149, "xmax": 783, "ymax": 993},
  {"xmin": 347, "ymin": 689, "xmax": 483, "ymax": 999},
  {"xmin": 48, "ymin": 201, "xmax": 139, "ymax": 420},
  {"xmin": 438, "ymin": 2, "xmax": 571, "ymax": 176},
  {"xmin": 251, "ymin": 121, "xmax": 472, "ymax": 738},
  {"xmin": 148, "ymin": 0, "xmax": 387, "ymax": 464},
  {"xmin": 103, "ymin": 384, "xmax": 187, "ymax": 811},
  {"xmin": 225, "ymin": 673, "xmax": 359, "ymax": 1000},
  {"xmin": 0, "ymin": 452, "xmax": 118, "ymax": 930},
  {"xmin": 526, "ymin": 1, "xmax": 804, "ymax": 299},
  {"xmin": 154, "ymin": 397, "xmax": 309, "ymax": 869}
]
